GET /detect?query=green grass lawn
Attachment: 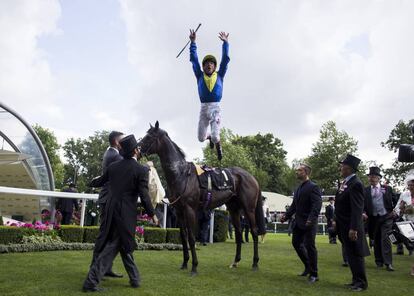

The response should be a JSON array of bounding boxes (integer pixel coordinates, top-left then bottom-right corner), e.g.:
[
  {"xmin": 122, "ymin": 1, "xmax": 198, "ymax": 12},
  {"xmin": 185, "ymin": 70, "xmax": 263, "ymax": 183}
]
[{"xmin": 0, "ymin": 234, "xmax": 412, "ymax": 296}]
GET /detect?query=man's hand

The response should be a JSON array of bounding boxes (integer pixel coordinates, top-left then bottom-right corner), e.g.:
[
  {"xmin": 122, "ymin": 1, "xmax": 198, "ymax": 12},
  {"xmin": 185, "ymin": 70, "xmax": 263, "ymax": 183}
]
[
  {"xmin": 189, "ymin": 29, "xmax": 196, "ymax": 42},
  {"xmin": 152, "ymin": 215, "xmax": 159, "ymax": 226},
  {"xmin": 280, "ymin": 215, "xmax": 287, "ymax": 223},
  {"xmin": 362, "ymin": 213, "xmax": 368, "ymax": 221},
  {"xmin": 332, "ymin": 221, "xmax": 337, "ymax": 231},
  {"xmin": 349, "ymin": 229, "xmax": 358, "ymax": 241},
  {"xmin": 218, "ymin": 31, "xmax": 229, "ymax": 42},
  {"xmin": 305, "ymin": 220, "xmax": 312, "ymax": 228}
]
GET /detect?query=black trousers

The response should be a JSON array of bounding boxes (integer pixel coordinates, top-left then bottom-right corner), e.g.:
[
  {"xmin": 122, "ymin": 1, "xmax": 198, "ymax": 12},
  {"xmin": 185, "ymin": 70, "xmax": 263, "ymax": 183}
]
[
  {"xmin": 370, "ymin": 215, "xmax": 393, "ymax": 266},
  {"xmin": 292, "ymin": 224, "xmax": 318, "ymax": 277},
  {"xmin": 90, "ymin": 203, "xmax": 118, "ymax": 273},
  {"xmin": 61, "ymin": 211, "xmax": 72, "ymax": 225},
  {"xmin": 342, "ymin": 240, "xmax": 367, "ymax": 289},
  {"xmin": 84, "ymin": 226, "xmax": 139, "ymax": 288}
]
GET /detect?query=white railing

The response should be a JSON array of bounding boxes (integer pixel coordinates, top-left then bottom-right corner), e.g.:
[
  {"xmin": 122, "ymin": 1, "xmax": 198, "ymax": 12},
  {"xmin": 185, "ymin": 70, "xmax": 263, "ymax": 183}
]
[{"xmin": 269, "ymin": 221, "xmax": 328, "ymax": 234}]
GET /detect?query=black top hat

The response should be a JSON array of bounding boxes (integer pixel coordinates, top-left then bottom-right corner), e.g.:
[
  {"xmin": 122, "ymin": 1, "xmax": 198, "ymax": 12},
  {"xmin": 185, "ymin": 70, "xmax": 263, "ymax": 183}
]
[
  {"xmin": 367, "ymin": 166, "xmax": 382, "ymax": 178},
  {"xmin": 339, "ymin": 154, "xmax": 361, "ymax": 171},
  {"xmin": 119, "ymin": 134, "xmax": 139, "ymax": 157}
]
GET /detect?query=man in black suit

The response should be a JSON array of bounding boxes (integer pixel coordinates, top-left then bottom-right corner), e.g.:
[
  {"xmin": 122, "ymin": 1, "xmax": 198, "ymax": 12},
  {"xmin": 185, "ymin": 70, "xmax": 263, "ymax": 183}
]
[
  {"xmin": 83, "ymin": 135, "xmax": 158, "ymax": 292},
  {"xmin": 325, "ymin": 197, "xmax": 336, "ymax": 244},
  {"xmin": 335, "ymin": 154, "xmax": 370, "ymax": 292},
  {"xmin": 91, "ymin": 131, "xmax": 124, "ymax": 278},
  {"xmin": 281, "ymin": 163, "xmax": 322, "ymax": 284},
  {"xmin": 57, "ymin": 182, "xmax": 79, "ymax": 225},
  {"xmin": 363, "ymin": 166, "xmax": 396, "ymax": 271}
]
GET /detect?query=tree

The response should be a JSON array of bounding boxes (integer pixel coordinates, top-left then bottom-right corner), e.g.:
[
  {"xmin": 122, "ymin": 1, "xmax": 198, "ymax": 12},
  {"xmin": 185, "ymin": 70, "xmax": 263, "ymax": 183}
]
[
  {"xmin": 306, "ymin": 121, "xmax": 363, "ymax": 194},
  {"xmin": 232, "ymin": 132, "xmax": 290, "ymax": 194},
  {"xmin": 381, "ymin": 119, "xmax": 414, "ymax": 187},
  {"xmin": 33, "ymin": 124, "xmax": 65, "ymax": 189},
  {"xmin": 63, "ymin": 131, "xmax": 109, "ymax": 192}
]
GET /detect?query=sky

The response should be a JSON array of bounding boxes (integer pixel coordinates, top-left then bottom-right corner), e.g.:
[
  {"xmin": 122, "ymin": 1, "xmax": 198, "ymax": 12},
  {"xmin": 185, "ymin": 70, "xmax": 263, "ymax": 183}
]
[{"xmin": 1, "ymin": 0, "xmax": 414, "ymax": 169}]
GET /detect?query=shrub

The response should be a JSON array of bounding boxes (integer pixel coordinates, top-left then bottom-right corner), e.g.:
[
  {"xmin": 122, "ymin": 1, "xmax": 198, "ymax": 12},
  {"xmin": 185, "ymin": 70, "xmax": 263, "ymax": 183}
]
[
  {"xmin": 22, "ymin": 234, "xmax": 62, "ymax": 244},
  {"xmin": 83, "ymin": 226, "xmax": 100, "ymax": 243},
  {"xmin": 144, "ymin": 227, "xmax": 166, "ymax": 244},
  {"xmin": 166, "ymin": 228, "xmax": 181, "ymax": 244},
  {"xmin": 213, "ymin": 210, "xmax": 229, "ymax": 242},
  {"xmin": 0, "ymin": 216, "xmax": 3, "ymax": 226},
  {"xmin": 59, "ymin": 225, "xmax": 84, "ymax": 242},
  {"xmin": 0, "ymin": 226, "xmax": 37, "ymax": 244}
]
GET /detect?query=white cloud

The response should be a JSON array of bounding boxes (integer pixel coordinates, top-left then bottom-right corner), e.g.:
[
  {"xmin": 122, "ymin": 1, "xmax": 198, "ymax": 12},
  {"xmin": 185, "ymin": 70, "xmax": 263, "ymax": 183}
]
[{"xmin": 119, "ymin": 0, "xmax": 414, "ymax": 166}]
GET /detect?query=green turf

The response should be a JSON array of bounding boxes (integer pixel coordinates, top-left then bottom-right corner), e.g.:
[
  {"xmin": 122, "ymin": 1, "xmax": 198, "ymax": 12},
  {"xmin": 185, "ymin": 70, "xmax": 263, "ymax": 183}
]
[{"xmin": 0, "ymin": 234, "xmax": 412, "ymax": 296}]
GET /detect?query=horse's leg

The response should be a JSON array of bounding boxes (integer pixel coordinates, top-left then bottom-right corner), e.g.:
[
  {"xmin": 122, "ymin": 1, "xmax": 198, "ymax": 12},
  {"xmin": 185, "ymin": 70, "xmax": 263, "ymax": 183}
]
[
  {"xmin": 185, "ymin": 206, "xmax": 199, "ymax": 276},
  {"xmin": 177, "ymin": 210, "xmax": 189, "ymax": 270},
  {"xmin": 229, "ymin": 208, "xmax": 242, "ymax": 268},
  {"xmin": 245, "ymin": 209, "xmax": 259, "ymax": 271}
]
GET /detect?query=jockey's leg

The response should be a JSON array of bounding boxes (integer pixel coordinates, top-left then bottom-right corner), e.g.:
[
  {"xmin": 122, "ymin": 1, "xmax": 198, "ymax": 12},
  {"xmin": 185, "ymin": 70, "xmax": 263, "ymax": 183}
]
[
  {"xmin": 210, "ymin": 106, "xmax": 222, "ymax": 160},
  {"xmin": 198, "ymin": 105, "xmax": 210, "ymax": 142}
]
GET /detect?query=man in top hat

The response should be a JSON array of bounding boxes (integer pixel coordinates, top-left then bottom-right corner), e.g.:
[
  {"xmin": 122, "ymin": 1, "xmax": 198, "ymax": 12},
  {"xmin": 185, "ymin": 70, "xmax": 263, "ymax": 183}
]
[
  {"xmin": 83, "ymin": 135, "xmax": 158, "ymax": 292},
  {"xmin": 57, "ymin": 182, "xmax": 79, "ymax": 225},
  {"xmin": 335, "ymin": 154, "xmax": 370, "ymax": 292},
  {"xmin": 281, "ymin": 163, "xmax": 322, "ymax": 284},
  {"xmin": 363, "ymin": 167, "xmax": 396, "ymax": 271}
]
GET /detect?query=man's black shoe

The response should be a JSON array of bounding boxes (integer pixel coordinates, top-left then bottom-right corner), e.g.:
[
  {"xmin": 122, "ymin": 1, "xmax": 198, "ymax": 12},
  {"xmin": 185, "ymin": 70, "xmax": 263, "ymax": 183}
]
[
  {"xmin": 344, "ymin": 283, "xmax": 355, "ymax": 288},
  {"xmin": 308, "ymin": 276, "xmax": 319, "ymax": 284},
  {"xmin": 104, "ymin": 271, "xmax": 123, "ymax": 278},
  {"xmin": 386, "ymin": 264, "xmax": 395, "ymax": 271},
  {"xmin": 298, "ymin": 269, "xmax": 310, "ymax": 276},
  {"xmin": 82, "ymin": 286, "xmax": 105, "ymax": 293},
  {"xmin": 342, "ymin": 262, "xmax": 349, "ymax": 267},
  {"xmin": 350, "ymin": 286, "xmax": 366, "ymax": 292},
  {"xmin": 216, "ymin": 142, "xmax": 223, "ymax": 161}
]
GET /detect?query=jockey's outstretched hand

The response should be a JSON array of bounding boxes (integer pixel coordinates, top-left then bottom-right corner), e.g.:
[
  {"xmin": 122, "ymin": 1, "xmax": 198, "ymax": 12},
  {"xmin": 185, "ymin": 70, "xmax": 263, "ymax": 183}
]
[
  {"xmin": 218, "ymin": 31, "xmax": 229, "ymax": 42},
  {"xmin": 189, "ymin": 29, "xmax": 196, "ymax": 42}
]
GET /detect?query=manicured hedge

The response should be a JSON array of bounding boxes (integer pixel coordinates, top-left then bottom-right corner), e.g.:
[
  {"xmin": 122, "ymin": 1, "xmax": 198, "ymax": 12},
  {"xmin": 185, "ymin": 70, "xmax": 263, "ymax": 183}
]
[
  {"xmin": 59, "ymin": 225, "xmax": 84, "ymax": 243},
  {"xmin": 144, "ymin": 227, "xmax": 167, "ymax": 244},
  {"xmin": 0, "ymin": 226, "xmax": 37, "ymax": 244},
  {"xmin": 166, "ymin": 228, "xmax": 181, "ymax": 244},
  {"xmin": 213, "ymin": 210, "xmax": 229, "ymax": 242},
  {"xmin": 83, "ymin": 226, "xmax": 100, "ymax": 243}
]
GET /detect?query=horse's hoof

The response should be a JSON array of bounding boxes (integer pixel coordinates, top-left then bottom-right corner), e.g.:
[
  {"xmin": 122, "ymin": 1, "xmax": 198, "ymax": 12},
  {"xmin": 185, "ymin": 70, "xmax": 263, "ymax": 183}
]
[
  {"xmin": 180, "ymin": 265, "xmax": 188, "ymax": 270},
  {"xmin": 252, "ymin": 265, "xmax": 259, "ymax": 272},
  {"xmin": 190, "ymin": 271, "xmax": 198, "ymax": 277},
  {"xmin": 229, "ymin": 262, "xmax": 239, "ymax": 268}
]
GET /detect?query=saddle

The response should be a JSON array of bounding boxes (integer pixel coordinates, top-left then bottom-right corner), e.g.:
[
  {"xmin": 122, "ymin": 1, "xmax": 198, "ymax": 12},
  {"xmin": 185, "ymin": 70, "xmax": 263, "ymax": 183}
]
[{"xmin": 195, "ymin": 164, "xmax": 234, "ymax": 191}]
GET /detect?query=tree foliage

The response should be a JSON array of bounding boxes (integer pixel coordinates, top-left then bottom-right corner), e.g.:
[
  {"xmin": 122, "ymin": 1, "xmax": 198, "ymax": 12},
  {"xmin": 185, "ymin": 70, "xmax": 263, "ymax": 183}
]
[
  {"xmin": 306, "ymin": 121, "xmax": 364, "ymax": 194},
  {"xmin": 381, "ymin": 119, "xmax": 414, "ymax": 186},
  {"xmin": 33, "ymin": 124, "xmax": 65, "ymax": 189}
]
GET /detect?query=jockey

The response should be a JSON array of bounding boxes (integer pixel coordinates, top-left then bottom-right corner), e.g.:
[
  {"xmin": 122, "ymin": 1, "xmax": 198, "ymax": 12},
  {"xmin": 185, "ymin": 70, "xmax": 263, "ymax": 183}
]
[{"xmin": 189, "ymin": 29, "xmax": 230, "ymax": 161}]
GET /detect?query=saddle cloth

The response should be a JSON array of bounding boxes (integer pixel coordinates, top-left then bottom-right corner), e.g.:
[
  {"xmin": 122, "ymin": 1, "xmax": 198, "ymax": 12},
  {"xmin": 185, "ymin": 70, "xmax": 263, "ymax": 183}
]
[{"xmin": 195, "ymin": 164, "xmax": 234, "ymax": 191}]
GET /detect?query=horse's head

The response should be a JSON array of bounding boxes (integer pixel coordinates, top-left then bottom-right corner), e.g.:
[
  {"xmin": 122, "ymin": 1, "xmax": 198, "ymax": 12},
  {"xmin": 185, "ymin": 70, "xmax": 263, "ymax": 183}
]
[{"xmin": 138, "ymin": 121, "xmax": 167, "ymax": 157}]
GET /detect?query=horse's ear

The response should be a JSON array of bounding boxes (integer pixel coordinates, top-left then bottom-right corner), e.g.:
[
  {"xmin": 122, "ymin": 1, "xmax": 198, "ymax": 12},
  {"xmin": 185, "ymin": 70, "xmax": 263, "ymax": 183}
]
[
  {"xmin": 149, "ymin": 123, "xmax": 153, "ymax": 128},
  {"xmin": 155, "ymin": 121, "xmax": 159, "ymax": 129}
]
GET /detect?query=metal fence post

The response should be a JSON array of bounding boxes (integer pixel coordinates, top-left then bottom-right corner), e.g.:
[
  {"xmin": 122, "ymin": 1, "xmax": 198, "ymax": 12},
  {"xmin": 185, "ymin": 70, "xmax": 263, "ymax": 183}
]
[
  {"xmin": 163, "ymin": 202, "xmax": 168, "ymax": 229},
  {"xmin": 80, "ymin": 198, "xmax": 87, "ymax": 227},
  {"xmin": 209, "ymin": 210, "xmax": 214, "ymax": 244}
]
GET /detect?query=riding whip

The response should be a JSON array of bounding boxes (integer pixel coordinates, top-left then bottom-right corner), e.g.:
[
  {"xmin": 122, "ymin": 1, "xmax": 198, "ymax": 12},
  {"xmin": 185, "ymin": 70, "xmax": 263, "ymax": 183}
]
[{"xmin": 176, "ymin": 23, "xmax": 202, "ymax": 58}]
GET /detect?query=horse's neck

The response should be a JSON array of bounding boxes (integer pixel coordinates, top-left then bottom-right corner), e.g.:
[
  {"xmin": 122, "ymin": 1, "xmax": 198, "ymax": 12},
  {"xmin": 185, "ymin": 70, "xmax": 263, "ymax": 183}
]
[{"xmin": 158, "ymin": 137, "xmax": 187, "ymax": 190}]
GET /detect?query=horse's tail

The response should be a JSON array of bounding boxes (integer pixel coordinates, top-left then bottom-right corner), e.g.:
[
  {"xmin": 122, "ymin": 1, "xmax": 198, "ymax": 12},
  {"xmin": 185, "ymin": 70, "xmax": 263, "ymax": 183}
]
[{"xmin": 255, "ymin": 189, "xmax": 266, "ymax": 235}]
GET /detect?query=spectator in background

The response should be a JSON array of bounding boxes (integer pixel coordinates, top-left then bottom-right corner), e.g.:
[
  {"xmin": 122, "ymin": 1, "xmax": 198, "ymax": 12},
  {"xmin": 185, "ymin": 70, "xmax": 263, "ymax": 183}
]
[
  {"xmin": 261, "ymin": 196, "xmax": 270, "ymax": 243},
  {"xmin": 57, "ymin": 182, "xmax": 79, "ymax": 225},
  {"xmin": 241, "ymin": 214, "xmax": 250, "ymax": 243},
  {"xmin": 325, "ymin": 197, "xmax": 337, "ymax": 244},
  {"xmin": 198, "ymin": 209, "xmax": 211, "ymax": 246}
]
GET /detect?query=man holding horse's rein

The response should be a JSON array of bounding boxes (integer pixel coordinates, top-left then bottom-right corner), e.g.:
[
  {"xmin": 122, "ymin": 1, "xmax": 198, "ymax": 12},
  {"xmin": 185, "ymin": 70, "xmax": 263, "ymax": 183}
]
[
  {"xmin": 189, "ymin": 29, "xmax": 230, "ymax": 161},
  {"xmin": 281, "ymin": 163, "xmax": 322, "ymax": 284}
]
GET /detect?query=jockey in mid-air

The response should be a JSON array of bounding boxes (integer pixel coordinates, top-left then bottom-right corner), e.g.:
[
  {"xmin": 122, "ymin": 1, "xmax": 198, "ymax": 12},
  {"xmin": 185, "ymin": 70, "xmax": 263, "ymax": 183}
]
[{"xmin": 189, "ymin": 29, "xmax": 230, "ymax": 161}]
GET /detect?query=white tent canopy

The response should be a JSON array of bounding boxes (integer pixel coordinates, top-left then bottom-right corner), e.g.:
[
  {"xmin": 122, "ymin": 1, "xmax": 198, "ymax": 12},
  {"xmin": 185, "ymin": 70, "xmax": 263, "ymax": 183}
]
[{"xmin": 262, "ymin": 191, "xmax": 292, "ymax": 212}]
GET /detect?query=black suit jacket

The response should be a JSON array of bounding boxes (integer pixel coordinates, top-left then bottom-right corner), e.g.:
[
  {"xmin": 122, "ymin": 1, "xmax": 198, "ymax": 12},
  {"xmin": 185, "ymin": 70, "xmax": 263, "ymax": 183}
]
[
  {"xmin": 98, "ymin": 147, "xmax": 123, "ymax": 204},
  {"xmin": 285, "ymin": 180, "xmax": 322, "ymax": 229},
  {"xmin": 335, "ymin": 175, "xmax": 369, "ymax": 257},
  {"xmin": 57, "ymin": 188, "xmax": 79, "ymax": 213},
  {"xmin": 363, "ymin": 184, "xmax": 395, "ymax": 217},
  {"xmin": 90, "ymin": 158, "xmax": 155, "ymax": 253}
]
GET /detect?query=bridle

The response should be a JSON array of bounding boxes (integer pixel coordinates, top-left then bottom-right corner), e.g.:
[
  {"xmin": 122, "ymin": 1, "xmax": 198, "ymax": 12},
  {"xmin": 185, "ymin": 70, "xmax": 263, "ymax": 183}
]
[{"xmin": 139, "ymin": 130, "xmax": 164, "ymax": 157}]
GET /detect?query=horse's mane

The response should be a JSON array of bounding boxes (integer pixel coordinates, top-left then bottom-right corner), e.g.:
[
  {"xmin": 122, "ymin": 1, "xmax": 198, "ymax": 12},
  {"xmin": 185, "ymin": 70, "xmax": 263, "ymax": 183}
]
[{"xmin": 167, "ymin": 135, "xmax": 186, "ymax": 159}]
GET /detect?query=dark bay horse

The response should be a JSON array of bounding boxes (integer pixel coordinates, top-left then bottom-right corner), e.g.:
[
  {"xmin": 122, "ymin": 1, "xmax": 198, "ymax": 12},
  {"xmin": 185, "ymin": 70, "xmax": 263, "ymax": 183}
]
[{"xmin": 138, "ymin": 121, "xmax": 266, "ymax": 275}]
